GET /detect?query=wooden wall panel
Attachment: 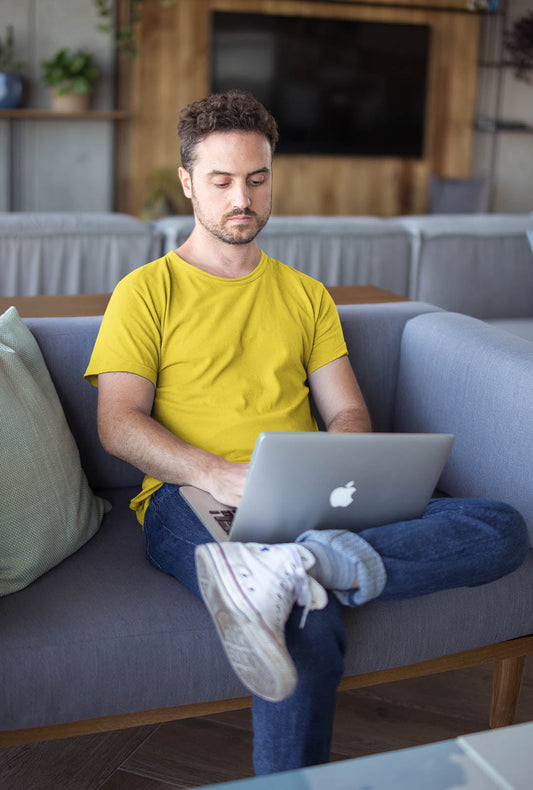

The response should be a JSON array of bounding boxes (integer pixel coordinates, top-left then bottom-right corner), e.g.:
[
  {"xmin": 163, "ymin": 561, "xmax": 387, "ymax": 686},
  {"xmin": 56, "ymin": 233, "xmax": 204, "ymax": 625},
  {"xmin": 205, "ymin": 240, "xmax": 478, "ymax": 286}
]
[{"xmin": 120, "ymin": 0, "xmax": 480, "ymax": 217}]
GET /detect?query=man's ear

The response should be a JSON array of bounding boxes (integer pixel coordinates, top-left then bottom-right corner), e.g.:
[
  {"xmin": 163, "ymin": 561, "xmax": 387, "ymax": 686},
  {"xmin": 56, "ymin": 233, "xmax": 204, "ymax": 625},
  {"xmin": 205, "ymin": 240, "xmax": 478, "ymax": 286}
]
[{"xmin": 178, "ymin": 166, "xmax": 192, "ymax": 198}]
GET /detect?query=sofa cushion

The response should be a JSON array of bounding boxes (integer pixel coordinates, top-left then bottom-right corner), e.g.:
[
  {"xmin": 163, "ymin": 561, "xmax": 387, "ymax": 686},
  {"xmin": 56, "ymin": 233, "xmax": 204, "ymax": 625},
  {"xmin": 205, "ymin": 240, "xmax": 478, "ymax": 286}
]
[
  {"xmin": 2, "ymin": 485, "xmax": 532, "ymax": 730},
  {"xmin": 0, "ymin": 307, "xmax": 109, "ymax": 596},
  {"xmin": 0, "ymin": 487, "xmax": 247, "ymax": 729}
]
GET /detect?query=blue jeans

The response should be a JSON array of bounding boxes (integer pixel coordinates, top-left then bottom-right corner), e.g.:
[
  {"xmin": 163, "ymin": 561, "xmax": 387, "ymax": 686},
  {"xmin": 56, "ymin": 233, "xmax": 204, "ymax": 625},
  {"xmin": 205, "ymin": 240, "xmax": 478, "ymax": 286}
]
[{"xmin": 144, "ymin": 484, "xmax": 528, "ymax": 775}]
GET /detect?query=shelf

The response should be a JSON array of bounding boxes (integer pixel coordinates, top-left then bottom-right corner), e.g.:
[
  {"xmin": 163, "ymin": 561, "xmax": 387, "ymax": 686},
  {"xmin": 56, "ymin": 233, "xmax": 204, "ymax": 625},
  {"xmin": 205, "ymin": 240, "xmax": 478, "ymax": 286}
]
[
  {"xmin": 478, "ymin": 61, "xmax": 510, "ymax": 68},
  {"xmin": 475, "ymin": 122, "xmax": 533, "ymax": 134},
  {"xmin": 0, "ymin": 109, "xmax": 129, "ymax": 120}
]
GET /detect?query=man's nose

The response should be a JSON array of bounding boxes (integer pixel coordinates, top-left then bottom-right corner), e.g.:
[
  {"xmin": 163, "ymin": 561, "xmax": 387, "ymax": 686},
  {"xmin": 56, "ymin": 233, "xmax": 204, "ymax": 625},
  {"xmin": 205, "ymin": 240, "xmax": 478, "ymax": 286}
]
[{"xmin": 232, "ymin": 183, "xmax": 251, "ymax": 209}]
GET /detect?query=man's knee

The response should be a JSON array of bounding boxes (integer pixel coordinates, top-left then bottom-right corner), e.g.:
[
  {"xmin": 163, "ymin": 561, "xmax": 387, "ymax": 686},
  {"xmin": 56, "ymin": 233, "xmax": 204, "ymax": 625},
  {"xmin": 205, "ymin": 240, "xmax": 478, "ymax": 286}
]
[
  {"xmin": 461, "ymin": 499, "xmax": 530, "ymax": 582},
  {"xmin": 488, "ymin": 501, "xmax": 530, "ymax": 572}
]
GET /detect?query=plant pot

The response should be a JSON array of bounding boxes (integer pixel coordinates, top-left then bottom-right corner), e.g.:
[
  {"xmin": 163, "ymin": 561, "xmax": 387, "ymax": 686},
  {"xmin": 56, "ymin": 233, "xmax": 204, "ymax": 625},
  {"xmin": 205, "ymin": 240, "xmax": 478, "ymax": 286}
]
[
  {"xmin": 0, "ymin": 72, "xmax": 23, "ymax": 109},
  {"xmin": 49, "ymin": 86, "xmax": 89, "ymax": 113}
]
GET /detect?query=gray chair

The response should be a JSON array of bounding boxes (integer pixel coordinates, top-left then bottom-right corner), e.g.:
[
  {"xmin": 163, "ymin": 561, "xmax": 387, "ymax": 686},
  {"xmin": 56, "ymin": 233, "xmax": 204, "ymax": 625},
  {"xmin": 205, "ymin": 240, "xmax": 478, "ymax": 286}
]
[{"xmin": 429, "ymin": 176, "xmax": 490, "ymax": 214}]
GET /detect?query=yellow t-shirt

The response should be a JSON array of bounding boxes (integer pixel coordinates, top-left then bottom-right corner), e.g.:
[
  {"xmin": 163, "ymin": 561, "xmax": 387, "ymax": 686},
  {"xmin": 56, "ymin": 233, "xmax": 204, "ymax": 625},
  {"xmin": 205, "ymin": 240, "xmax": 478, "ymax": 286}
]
[{"xmin": 85, "ymin": 250, "xmax": 348, "ymax": 523}]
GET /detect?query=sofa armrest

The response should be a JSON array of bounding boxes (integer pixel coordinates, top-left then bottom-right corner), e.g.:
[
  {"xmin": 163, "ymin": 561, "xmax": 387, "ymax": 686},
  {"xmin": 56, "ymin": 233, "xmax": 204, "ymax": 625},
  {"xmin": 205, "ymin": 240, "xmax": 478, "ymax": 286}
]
[{"xmin": 394, "ymin": 311, "xmax": 533, "ymax": 545}]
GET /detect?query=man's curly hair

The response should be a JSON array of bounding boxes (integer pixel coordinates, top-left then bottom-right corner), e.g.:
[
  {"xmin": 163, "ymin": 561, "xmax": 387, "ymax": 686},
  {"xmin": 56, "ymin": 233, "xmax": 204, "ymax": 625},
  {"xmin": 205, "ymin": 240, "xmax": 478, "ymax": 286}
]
[{"xmin": 178, "ymin": 90, "xmax": 279, "ymax": 172}]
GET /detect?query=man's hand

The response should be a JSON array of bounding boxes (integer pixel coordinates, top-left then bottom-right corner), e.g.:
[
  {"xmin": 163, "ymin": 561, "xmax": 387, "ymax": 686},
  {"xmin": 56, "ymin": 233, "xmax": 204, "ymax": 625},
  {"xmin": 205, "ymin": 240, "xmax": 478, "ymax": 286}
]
[{"xmin": 204, "ymin": 457, "xmax": 249, "ymax": 507}]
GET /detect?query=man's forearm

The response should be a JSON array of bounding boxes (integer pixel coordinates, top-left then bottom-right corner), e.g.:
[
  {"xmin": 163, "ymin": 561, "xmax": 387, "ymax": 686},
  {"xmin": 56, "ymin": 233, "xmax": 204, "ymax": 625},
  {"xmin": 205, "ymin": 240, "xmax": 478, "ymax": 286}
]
[
  {"xmin": 100, "ymin": 406, "xmax": 208, "ymax": 483},
  {"xmin": 99, "ymin": 407, "xmax": 248, "ymax": 506},
  {"xmin": 326, "ymin": 406, "xmax": 372, "ymax": 434}
]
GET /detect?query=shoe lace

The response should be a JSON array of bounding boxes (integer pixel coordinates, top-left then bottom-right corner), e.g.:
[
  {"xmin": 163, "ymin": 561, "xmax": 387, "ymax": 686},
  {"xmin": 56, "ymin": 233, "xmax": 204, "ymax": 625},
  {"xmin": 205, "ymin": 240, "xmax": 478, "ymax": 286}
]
[{"xmin": 284, "ymin": 545, "xmax": 314, "ymax": 629}]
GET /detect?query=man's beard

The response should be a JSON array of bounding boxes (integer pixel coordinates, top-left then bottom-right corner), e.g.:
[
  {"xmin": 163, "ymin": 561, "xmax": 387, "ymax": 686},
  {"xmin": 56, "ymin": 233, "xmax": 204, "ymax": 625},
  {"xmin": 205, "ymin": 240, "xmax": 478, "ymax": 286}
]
[{"xmin": 191, "ymin": 199, "xmax": 271, "ymax": 246}]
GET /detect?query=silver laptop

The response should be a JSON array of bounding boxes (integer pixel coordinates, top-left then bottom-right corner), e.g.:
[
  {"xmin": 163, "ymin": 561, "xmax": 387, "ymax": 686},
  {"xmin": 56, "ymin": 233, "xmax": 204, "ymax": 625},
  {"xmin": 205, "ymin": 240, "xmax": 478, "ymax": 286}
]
[{"xmin": 179, "ymin": 431, "xmax": 454, "ymax": 543}]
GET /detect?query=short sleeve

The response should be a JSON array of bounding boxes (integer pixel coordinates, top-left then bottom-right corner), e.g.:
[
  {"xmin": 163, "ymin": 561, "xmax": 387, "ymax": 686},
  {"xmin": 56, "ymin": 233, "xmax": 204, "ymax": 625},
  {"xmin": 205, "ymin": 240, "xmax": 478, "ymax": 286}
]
[
  {"xmin": 84, "ymin": 269, "xmax": 162, "ymax": 387},
  {"xmin": 306, "ymin": 288, "xmax": 348, "ymax": 375}
]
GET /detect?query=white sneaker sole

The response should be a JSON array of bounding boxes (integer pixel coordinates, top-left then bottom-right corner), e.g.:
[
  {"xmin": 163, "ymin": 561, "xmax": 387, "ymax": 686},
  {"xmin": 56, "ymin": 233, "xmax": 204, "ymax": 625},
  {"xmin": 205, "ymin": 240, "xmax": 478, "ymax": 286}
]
[{"xmin": 195, "ymin": 543, "xmax": 297, "ymax": 702}]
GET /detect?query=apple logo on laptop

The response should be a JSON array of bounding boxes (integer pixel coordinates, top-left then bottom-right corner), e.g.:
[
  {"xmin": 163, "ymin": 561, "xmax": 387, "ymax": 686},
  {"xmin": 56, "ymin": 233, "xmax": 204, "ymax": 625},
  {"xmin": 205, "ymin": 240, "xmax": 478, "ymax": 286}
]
[{"xmin": 329, "ymin": 481, "xmax": 356, "ymax": 508}]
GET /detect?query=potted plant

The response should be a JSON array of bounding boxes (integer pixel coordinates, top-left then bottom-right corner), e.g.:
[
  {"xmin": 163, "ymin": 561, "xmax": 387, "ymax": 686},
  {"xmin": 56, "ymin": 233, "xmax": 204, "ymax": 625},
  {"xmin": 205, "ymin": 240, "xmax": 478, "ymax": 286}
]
[
  {"xmin": 42, "ymin": 48, "xmax": 99, "ymax": 112},
  {"xmin": 0, "ymin": 25, "xmax": 25, "ymax": 109},
  {"xmin": 141, "ymin": 167, "xmax": 194, "ymax": 220},
  {"xmin": 504, "ymin": 12, "xmax": 533, "ymax": 83}
]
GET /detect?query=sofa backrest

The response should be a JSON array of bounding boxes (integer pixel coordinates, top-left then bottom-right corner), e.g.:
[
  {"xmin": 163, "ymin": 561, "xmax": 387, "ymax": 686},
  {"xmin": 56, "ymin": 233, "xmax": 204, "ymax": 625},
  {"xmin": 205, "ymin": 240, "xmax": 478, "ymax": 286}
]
[
  {"xmin": 25, "ymin": 315, "xmax": 143, "ymax": 491},
  {"xmin": 256, "ymin": 217, "xmax": 412, "ymax": 294},
  {"xmin": 338, "ymin": 301, "xmax": 441, "ymax": 432},
  {"xmin": 25, "ymin": 302, "xmax": 439, "ymax": 491},
  {"xmin": 394, "ymin": 310, "xmax": 533, "ymax": 544},
  {"xmin": 0, "ymin": 213, "xmax": 162, "ymax": 298},
  {"xmin": 396, "ymin": 214, "xmax": 533, "ymax": 319}
]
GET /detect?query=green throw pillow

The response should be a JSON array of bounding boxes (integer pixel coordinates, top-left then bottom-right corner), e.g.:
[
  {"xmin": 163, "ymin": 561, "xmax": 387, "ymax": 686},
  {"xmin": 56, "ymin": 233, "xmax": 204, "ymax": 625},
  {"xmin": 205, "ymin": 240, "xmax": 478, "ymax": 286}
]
[{"xmin": 0, "ymin": 307, "xmax": 109, "ymax": 596}]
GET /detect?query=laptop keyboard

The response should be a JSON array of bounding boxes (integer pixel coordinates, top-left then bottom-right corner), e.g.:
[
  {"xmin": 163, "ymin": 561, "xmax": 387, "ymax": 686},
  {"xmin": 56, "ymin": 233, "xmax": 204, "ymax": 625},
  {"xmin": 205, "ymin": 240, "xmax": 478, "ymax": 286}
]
[{"xmin": 209, "ymin": 508, "xmax": 236, "ymax": 534}]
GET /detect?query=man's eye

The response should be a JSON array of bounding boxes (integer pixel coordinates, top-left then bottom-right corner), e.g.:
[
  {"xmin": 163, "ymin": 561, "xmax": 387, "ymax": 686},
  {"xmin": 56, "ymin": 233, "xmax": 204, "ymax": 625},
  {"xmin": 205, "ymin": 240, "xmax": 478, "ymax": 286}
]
[
  {"xmin": 249, "ymin": 178, "xmax": 265, "ymax": 186},
  {"xmin": 214, "ymin": 182, "xmax": 230, "ymax": 188}
]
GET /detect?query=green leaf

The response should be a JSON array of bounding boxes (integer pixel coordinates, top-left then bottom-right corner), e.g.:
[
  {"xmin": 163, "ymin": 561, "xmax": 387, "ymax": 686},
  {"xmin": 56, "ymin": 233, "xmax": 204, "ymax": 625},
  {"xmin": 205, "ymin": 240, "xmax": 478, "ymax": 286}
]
[{"xmin": 42, "ymin": 47, "xmax": 98, "ymax": 88}]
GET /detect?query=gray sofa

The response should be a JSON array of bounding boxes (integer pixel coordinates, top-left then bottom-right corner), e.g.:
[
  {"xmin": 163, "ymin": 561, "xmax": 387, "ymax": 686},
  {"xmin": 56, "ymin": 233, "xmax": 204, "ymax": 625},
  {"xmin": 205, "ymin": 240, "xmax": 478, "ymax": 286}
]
[{"xmin": 1, "ymin": 300, "xmax": 532, "ymax": 747}]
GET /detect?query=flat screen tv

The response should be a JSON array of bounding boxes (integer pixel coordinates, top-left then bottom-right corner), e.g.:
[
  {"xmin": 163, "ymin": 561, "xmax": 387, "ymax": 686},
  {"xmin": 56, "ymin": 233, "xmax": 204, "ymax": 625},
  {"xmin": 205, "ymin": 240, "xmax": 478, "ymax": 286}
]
[{"xmin": 210, "ymin": 11, "xmax": 431, "ymax": 158}]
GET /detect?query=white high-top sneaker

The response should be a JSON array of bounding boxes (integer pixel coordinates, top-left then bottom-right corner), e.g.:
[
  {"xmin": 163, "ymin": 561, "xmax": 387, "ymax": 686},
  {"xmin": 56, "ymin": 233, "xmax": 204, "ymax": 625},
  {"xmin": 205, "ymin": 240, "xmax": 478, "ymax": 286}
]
[{"xmin": 195, "ymin": 542, "xmax": 327, "ymax": 702}]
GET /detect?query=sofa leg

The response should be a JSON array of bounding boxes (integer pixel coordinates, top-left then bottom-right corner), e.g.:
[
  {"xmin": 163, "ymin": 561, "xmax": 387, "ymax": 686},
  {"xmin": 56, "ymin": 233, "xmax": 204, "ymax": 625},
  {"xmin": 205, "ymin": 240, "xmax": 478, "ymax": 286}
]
[{"xmin": 490, "ymin": 655, "xmax": 527, "ymax": 728}]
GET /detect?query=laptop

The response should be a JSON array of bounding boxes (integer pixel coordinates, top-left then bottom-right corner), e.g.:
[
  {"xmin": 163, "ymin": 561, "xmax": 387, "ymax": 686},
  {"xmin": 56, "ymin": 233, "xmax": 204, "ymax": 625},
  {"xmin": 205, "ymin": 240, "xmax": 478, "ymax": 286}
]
[{"xmin": 179, "ymin": 431, "xmax": 454, "ymax": 543}]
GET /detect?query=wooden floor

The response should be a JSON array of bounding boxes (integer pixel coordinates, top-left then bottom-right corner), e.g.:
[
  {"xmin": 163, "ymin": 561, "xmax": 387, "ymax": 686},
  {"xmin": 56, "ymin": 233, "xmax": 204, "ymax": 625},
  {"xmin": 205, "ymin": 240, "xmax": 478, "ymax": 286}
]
[{"xmin": 1, "ymin": 659, "xmax": 532, "ymax": 790}]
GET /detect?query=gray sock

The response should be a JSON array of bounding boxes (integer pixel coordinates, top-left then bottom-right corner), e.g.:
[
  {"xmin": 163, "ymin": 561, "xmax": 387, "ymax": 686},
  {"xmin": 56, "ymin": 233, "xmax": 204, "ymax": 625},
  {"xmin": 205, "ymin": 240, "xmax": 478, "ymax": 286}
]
[{"xmin": 296, "ymin": 529, "xmax": 386, "ymax": 606}]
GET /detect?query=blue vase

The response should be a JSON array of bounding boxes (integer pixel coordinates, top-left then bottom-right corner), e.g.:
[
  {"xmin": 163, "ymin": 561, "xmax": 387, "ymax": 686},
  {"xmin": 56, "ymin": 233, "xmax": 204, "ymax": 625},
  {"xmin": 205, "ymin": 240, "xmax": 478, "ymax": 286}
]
[{"xmin": 0, "ymin": 72, "xmax": 23, "ymax": 109}]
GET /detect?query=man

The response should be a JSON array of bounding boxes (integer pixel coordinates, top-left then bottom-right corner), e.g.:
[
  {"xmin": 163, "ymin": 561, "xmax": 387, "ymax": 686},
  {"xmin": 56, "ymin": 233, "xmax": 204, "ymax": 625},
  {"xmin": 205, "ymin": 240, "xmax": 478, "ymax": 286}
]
[{"xmin": 85, "ymin": 90, "xmax": 528, "ymax": 775}]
